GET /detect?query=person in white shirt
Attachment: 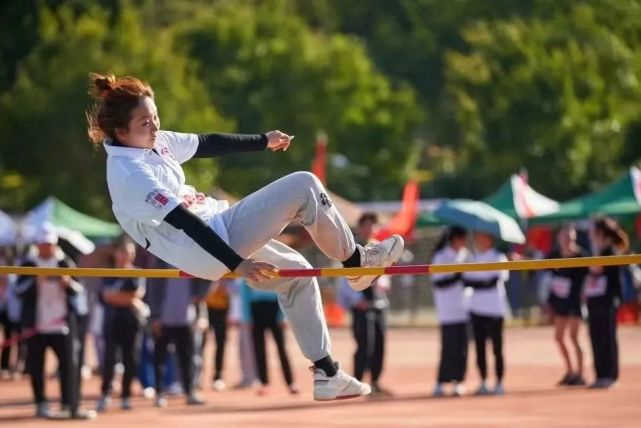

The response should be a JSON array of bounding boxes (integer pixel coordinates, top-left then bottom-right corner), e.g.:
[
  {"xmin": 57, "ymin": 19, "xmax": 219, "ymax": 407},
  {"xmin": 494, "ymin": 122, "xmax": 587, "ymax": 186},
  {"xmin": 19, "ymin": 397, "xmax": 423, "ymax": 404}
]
[
  {"xmin": 463, "ymin": 232, "xmax": 509, "ymax": 396},
  {"xmin": 430, "ymin": 226, "xmax": 470, "ymax": 397},
  {"xmin": 15, "ymin": 223, "xmax": 93, "ymax": 419},
  {"xmin": 87, "ymin": 73, "xmax": 405, "ymax": 401}
]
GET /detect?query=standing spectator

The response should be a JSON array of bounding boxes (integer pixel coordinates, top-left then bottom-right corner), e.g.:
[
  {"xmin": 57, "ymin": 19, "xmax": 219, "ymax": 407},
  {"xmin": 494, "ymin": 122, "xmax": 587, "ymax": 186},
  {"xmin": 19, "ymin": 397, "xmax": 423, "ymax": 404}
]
[
  {"xmin": 147, "ymin": 260, "xmax": 210, "ymax": 407},
  {"xmin": 241, "ymin": 280, "xmax": 298, "ymax": 396},
  {"xmin": 547, "ymin": 225, "xmax": 588, "ymax": 386},
  {"xmin": 586, "ymin": 217, "xmax": 628, "ymax": 389},
  {"xmin": 338, "ymin": 213, "xmax": 392, "ymax": 396},
  {"xmin": 430, "ymin": 226, "xmax": 470, "ymax": 397},
  {"xmin": 97, "ymin": 235, "xmax": 148, "ymax": 412},
  {"xmin": 0, "ymin": 251, "xmax": 17, "ymax": 379},
  {"xmin": 228, "ymin": 279, "xmax": 257, "ymax": 389},
  {"xmin": 191, "ymin": 299, "xmax": 209, "ymax": 391},
  {"xmin": 15, "ymin": 223, "xmax": 94, "ymax": 419},
  {"xmin": 205, "ymin": 278, "xmax": 233, "ymax": 391},
  {"xmin": 464, "ymin": 232, "xmax": 509, "ymax": 396}
]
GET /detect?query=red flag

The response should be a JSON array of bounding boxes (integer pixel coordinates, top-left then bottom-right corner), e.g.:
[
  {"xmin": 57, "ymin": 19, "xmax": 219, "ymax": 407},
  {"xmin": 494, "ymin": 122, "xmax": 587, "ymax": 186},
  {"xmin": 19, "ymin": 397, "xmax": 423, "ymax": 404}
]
[
  {"xmin": 374, "ymin": 179, "xmax": 420, "ymax": 241},
  {"xmin": 310, "ymin": 133, "xmax": 327, "ymax": 184}
]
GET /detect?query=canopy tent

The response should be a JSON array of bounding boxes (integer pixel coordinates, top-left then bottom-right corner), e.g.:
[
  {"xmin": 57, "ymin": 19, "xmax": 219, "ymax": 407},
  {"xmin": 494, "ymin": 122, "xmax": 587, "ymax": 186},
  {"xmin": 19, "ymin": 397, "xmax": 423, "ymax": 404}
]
[
  {"xmin": 485, "ymin": 174, "xmax": 559, "ymax": 219},
  {"xmin": 430, "ymin": 199, "xmax": 526, "ymax": 244},
  {"xmin": 417, "ymin": 173, "xmax": 559, "ymax": 228},
  {"xmin": 0, "ymin": 209, "xmax": 17, "ymax": 246},
  {"xmin": 531, "ymin": 167, "xmax": 641, "ymax": 225},
  {"xmin": 25, "ymin": 197, "xmax": 121, "ymax": 239}
]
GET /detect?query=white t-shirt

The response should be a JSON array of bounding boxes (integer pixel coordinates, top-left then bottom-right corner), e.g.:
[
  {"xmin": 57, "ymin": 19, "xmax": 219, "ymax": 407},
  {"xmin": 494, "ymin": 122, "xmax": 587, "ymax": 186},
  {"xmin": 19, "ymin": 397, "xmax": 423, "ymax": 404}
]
[
  {"xmin": 463, "ymin": 249, "xmax": 509, "ymax": 317},
  {"xmin": 105, "ymin": 131, "xmax": 230, "ymax": 280},
  {"xmin": 35, "ymin": 257, "xmax": 69, "ymax": 334},
  {"xmin": 431, "ymin": 246, "xmax": 471, "ymax": 324}
]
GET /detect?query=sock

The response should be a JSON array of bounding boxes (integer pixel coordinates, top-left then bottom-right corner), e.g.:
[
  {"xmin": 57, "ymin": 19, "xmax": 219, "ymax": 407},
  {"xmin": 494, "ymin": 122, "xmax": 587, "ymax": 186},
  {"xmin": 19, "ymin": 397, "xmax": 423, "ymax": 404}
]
[
  {"xmin": 342, "ymin": 248, "xmax": 361, "ymax": 268},
  {"xmin": 314, "ymin": 356, "xmax": 338, "ymax": 377}
]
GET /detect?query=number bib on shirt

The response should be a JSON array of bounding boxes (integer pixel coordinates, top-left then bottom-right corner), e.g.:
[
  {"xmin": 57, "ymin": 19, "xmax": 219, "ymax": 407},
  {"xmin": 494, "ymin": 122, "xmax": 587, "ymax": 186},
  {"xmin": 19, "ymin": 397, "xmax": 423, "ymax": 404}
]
[
  {"xmin": 550, "ymin": 276, "xmax": 572, "ymax": 299},
  {"xmin": 584, "ymin": 275, "xmax": 607, "ymax": 297}
]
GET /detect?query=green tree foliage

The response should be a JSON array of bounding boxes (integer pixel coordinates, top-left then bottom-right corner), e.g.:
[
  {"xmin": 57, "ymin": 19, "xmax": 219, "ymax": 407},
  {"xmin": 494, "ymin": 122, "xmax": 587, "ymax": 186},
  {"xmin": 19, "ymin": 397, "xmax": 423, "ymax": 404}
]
[
  {"xmin": 171, "ymin": 0, "xmax": 421, "ymax": 199},
  {"xmin": 1, "ymin": 0, "xmax": 641, "ymax": 217},
  {"xmin": 0, "ymin": 3, "xmax": 228, "ymax": 215}
]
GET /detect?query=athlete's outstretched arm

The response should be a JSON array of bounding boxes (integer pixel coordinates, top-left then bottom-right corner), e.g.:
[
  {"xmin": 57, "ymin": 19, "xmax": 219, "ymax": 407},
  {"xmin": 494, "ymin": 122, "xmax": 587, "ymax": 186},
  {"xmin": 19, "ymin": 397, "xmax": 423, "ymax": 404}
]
[{"xmin": 193, "ymin": 130, "xmax": 292, "ymax": 158}]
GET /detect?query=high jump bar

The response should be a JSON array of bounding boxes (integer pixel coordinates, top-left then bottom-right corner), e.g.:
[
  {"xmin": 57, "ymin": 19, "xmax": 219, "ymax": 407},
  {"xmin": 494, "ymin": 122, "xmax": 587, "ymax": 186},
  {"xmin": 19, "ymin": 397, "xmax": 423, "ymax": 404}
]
[{"xmin": 0, "ymin": 254, "xmax": 639, "ymax": 279}]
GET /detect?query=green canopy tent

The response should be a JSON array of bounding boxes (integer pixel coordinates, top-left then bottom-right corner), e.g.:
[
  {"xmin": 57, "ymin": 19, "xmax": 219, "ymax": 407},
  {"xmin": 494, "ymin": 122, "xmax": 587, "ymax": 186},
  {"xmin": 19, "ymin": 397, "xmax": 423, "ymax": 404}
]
[
  {"xmin": 485, "ymin": 174, "xmax": 559, "ymax": 219},
  {"xmin": 26, "ymin": 197, "xmax": 121, "ymax": 239},
  {"xmin": 417, "ymin": 173, "xmax": 559, "ymax": 228},
  {"xmin": 531, "ymin": 167, "xmax": 641, "ymax": 225}
]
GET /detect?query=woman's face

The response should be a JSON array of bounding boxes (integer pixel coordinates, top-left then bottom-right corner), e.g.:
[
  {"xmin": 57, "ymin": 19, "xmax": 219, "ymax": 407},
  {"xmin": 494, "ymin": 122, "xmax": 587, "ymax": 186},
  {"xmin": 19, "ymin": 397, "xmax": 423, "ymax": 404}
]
[
  {"xmin": 115, "ymin": 96, "xmax": 159, "ymax": 149},
  {"xmin": 114, "ymin": 242, "xmax": 136, "ymax": 266},
  {"xmin": 557, "ymin": 228, "xmax": 575, "ymax": 251},
  {"xmin": 591, "ymin": 228, "xmax": 607, "ymax": 250},
  {"xmin": 474, "ymin": 232, "xmax": 494, "ymax": 252},
  {"xmin": 450, "ymin": 235, "xmax": 467, "ymax": 250}
]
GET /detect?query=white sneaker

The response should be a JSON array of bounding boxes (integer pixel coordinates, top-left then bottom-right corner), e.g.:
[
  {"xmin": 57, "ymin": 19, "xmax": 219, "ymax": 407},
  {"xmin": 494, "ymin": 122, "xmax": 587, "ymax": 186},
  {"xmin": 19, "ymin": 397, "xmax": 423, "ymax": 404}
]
[
  {"xmin": 494, "ymin": 383, "xmax": 505, "ymax": 395},
  {"xmin": 453, "ymin": 382, "xmax": 466, "ymax": 397},
  {"xmin": 212, "ymin": 379, "xmax": 226, "ymax": 392},
  {"xmin": 311, "ymin": 366, "xmax": 371, "ymax": 401},
  {"xmin": 347, "ymin": 235, "xmax": 405, "ymax": 291},
  {"xmin": 155, "ymin": 395, "xmax": 168, "ymax": 408}
]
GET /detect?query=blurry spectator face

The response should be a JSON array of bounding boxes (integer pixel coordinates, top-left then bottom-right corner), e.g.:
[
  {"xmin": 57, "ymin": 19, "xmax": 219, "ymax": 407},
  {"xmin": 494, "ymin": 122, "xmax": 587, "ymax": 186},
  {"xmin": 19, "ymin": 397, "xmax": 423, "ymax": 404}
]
[
  {"xmin": 591, "ymin": 229, "xmax": 606, "ymax": 250},
  {"xmin": 114, "ymin": 241, "xmax": 136, "ymax": 267},
  {"xmin": 557, "ymin": 227, "xmax": 576, "ymax": 253},
  {"xmin": 473, "ymin": 232, "xmax": 494, "ymax": 252},
  {"xmin": 451, "ymin": 235, "xmax": 467, "ymax": 250},
  {"xmin": 115, "ymin": 96, "xmax": 159, "ymax": 149},
  {"xmin": 357, "ymin": 219, "xmax": 377, "ymax": 241},
  {"xmin": 36, "ymin": 242, "xmax": 56, "ymax": 259}
]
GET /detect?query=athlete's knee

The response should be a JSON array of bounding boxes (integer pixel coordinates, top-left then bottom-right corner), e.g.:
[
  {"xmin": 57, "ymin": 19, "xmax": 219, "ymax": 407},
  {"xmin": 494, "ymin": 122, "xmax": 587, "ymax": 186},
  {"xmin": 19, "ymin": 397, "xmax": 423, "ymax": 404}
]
[{"xmin": 290, "ymin": 171, "xmax": 323, "ymax": 190}]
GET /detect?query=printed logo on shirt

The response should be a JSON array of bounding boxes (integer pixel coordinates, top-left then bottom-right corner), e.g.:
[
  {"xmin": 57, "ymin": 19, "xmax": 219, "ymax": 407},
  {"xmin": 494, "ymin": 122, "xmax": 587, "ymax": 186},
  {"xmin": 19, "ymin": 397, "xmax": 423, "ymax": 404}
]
[
  {"xmin": 146, "ymin": 189, "xmax": 170, "ymax": 209},
  {"xmin": 320, "ymin": 192, "xmax": 333, "ymax": 208}
]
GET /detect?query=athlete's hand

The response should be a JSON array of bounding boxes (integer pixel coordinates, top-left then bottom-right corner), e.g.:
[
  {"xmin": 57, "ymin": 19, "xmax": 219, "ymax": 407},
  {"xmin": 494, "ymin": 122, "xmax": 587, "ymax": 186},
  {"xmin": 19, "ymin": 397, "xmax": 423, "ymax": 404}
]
[
  {"xmin": 265, "ymin": 130, "xmax": 294, "ymax": 152},
  {"xmin": 234, "ymin": 259, "xmax": 279, "ymax": 284}
]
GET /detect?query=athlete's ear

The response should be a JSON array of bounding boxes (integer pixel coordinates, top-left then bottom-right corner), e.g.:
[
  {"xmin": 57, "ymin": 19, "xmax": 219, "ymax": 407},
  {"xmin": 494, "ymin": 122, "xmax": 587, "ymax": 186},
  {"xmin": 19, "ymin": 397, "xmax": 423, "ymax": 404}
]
[{"xmin": 114, "ymin": 127, "xmax": 128, "ymax": 142}]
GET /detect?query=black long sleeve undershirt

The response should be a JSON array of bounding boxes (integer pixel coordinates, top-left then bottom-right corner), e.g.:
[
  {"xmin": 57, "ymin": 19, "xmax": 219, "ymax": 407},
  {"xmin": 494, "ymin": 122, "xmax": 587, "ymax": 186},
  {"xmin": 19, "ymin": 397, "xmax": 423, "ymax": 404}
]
[
  {"xmin": 164, "ymin": 204, "xmax": 244, "ymax": 271},
  {"xmin": 193, "ymin": 133, "xmax": 268, "ymax": 158},
  {"xmin": 464, "ymin": 277, "xmax": 500, "ymax": 289}
]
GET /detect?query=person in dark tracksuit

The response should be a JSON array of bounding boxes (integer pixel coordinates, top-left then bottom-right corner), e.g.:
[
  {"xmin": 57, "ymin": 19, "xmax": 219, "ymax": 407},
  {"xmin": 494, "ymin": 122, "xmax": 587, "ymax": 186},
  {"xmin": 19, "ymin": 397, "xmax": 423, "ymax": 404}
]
[
  {"xmin": 241, "ymin": 280, "xmax": 298, "ymax": 396},
  {"xmin": 97, "ymin": 235, "xmax": 147, "ymax": 412},
  {"xmin": 430, "ymin": 226, "xmax": 470, "ymax": 397},
  {"xmin": 0, "ymin": 262, "xmax": 17, "ymax": 378},
  {"xmin": 547, "ymin": 225, "xmax": 588, "ymax": 386},
  {"xmin": 338, "ymin": 213, "xmax": 392, "ymax": 396},
  {"xmin": 463, "ymin": 232, "xmax": 509, "ymax": 396},
  {"xmin": 147, "ymin": 260, "xmax": 211, "ymax": 407},
  {"xmin": 586, "ymin": 217, "xmax": 627, "ymax": 389},
  {"xmin": 15, "ymin": 223, "xmax": 94, "ymax": 419},
  {"xmin": 338, "ymin": 275, "xmax": 391, "ymax": 396},
  {"xmin": 205, "ymin": 278, "xmax": 233, "ymax": 391}
]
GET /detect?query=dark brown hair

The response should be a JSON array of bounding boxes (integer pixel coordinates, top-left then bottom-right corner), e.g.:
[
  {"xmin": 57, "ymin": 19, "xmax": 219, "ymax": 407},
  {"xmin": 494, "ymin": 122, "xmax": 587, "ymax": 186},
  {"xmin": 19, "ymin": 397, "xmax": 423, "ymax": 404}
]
[
  {"xmin": 593, "ymin": 216, "xmax": 630, "ymax": 253},
  {"xmin": 86, "ymin": 73, "xmax": 154, "ymax": 145},
  {"xmin": 358, "ymin": 212, "xmax": 379, "ymax": 227}
]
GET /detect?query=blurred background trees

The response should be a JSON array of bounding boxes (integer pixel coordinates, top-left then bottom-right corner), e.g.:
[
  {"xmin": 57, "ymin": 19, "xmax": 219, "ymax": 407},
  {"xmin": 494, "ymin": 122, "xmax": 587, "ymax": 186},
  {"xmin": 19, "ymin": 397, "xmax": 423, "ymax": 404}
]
[{"xmin": 1, "ymin": 0, "xmax": 640, "ymax": 218}]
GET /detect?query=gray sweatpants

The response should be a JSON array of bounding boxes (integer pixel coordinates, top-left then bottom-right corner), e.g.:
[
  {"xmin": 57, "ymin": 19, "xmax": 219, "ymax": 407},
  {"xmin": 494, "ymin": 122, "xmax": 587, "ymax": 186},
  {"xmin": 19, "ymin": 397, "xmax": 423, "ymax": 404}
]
[{"xmin": 220, "ymin": 171, "xmax": 356, "ymax": 362}]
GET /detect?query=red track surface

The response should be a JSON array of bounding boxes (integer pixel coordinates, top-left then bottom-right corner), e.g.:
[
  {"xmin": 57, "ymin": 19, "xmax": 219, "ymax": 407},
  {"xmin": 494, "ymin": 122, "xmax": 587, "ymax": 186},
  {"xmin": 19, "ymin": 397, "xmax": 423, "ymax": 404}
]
[{"xmin": 0, "ymin": 326, "xmax": 639, "ymax": 427}]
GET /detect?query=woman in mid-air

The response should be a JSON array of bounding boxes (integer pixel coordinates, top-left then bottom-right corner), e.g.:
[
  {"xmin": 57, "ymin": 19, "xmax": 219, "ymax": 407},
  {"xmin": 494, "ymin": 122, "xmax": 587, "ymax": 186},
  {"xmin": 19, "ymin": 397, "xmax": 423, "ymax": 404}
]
[{"xmin": 87, "ymin": 73, "xmax": 404, "ymax": 401}]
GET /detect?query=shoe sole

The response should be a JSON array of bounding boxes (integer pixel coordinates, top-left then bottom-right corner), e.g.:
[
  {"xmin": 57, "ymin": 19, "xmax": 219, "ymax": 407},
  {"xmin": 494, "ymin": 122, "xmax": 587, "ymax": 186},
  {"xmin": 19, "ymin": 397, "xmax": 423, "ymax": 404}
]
[{"xmin": 314, "ymin": 384, "xmax": 372, "ymax": 401}]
